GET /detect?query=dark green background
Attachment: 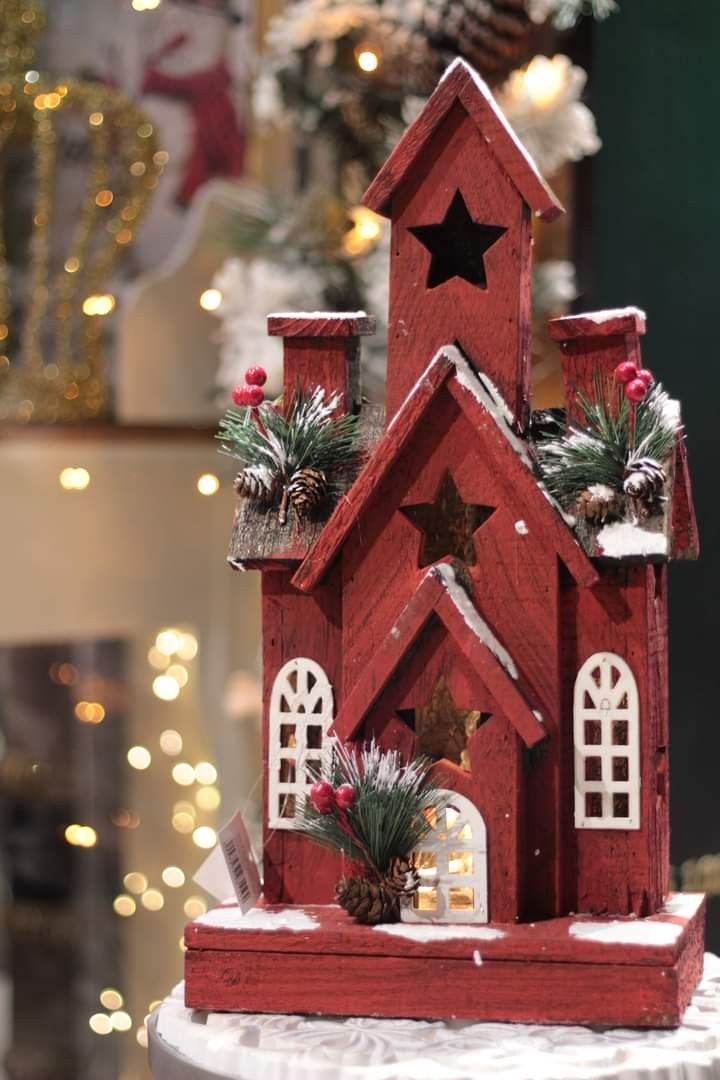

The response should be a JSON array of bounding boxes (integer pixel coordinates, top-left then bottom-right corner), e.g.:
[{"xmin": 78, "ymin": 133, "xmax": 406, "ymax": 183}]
[{"xmin": 590, "ymin": 2, "xmax": 719, "ymax": 944}]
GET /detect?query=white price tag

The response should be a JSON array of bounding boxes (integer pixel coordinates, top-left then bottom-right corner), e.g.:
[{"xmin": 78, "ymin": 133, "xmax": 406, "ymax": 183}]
[
  {"xmin": 219, "ymin": 811, "xmax": 262, "ymax": 912},
  {"xmin": 192, "ymin": 810, "xmax": 262, "ymax": 913}
]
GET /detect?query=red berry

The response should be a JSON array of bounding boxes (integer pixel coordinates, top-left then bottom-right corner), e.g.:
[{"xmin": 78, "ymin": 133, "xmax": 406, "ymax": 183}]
[
  {"xmin": 635, "ymin": 368, "xmax": 654, "ymax": 387},
  {"xmin": 245, "ymin": 366, "xmax": 267, "ymax": 387},
  {"xmin": 232, "ymin": 385, "xmax": 252, "ymax": 406},
  {"xmin": 334, "ymin": 783, "xmax": 355, "ymax": 811},
  {"xmin": 625, "ymin": 378, "xmax": 648, "ymax": 403},
  {"xmin": 309, "ymin": 781, "xmax": 335, "ymax": 815},
  {"xmin": 245, "ymin": 384, "xmax": 265, "ymax": 407},
  {"xmin": 614, "ymin": 361, "xmax": 638, "ymax": 384}
]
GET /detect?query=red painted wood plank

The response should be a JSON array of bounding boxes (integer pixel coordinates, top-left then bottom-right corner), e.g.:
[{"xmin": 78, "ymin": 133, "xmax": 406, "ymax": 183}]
[
  {"xmin": 291, "ymin": 350, "xmax": 455, "ymax": 593},
  {"xmin": 185, "ymin": 895, "xmax": 704, "ymax": 969},
  {"xmin": 560, "ymin": 566, "xmax": 667, "ymax": 916},
  {"xmin": 445, "ymin": 377, "xmax": 597, "ymax": 588},
  {"xmin": 260, "ymin": 570, "xmax": 343, "ymax": 905},
  {"xmin": 185, "ymin": 901, "xmax": 705, "ymax": 1026},
  {"xmin": 279, "ymin": 337, "xmax": 362, "ymax": 416},
  {"xmin": 331, "ymin": 562, "xmax": 545, "ymax": 747},
  {"xmin": 267, "ymin": 313, "xmax": 375, "ymax": 338},
  {"xmin": 381, "ymin": 104, "xmax": 534, "ymax": 422},
  {"xmin": 363, "ymin": 59, "xmax": 562, "ymax": 222},
  {"xmin": 435, "ymin": 586, "xmax": 545, "ymax": 749},
  {"xmin": 548, "ymin": 308, "xmax": 646, "ymax": 342},
  {"xmin": 331, "ymin": 566, "xmax": 444, "ymax": 739},
  {"xmin": 550, "ymin": 309, "xmax": 645, "ymax": 428},
  {"xmin": 294, "ymin": 350, "xmax": 597, "ymax": 594},
  {"xmin": 185, "ymin": 950, "xmax": 693, "ymax": 1027}
]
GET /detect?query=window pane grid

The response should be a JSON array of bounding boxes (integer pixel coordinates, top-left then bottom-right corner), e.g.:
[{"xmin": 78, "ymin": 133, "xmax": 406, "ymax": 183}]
[
  {"xmin": 268, "ymin": 659, "xmax": 334, "ymax": 831},
  {"xmin": 574, "ymin": 653, "xmax": 640, "ymax": 831},
  {"xmin": 403, "ymin": 792, "xmax": 488, "ymax": 925}
]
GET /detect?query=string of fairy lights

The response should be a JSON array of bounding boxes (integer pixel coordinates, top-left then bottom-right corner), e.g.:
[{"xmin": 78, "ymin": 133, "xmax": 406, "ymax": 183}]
[
  {"xmin": 50, "ymin": 464, "xmax": 229, "ymax": 1050},
  {"xmin": 61, "ymin": 621, "xmax": 223, "ymax": 1050}
]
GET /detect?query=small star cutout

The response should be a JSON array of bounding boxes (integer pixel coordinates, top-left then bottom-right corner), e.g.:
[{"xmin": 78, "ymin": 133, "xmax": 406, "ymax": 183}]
[
  {"xmin": 399, "ymin": 676, "xmax": 490, "ymax": 771},
  {"xmin": 401, "ymin": 471, "xmax": 496, "ymax": 567},
  {"xmin": 409, "ymin": 190, "xmax": 507, "ymax": 290}
]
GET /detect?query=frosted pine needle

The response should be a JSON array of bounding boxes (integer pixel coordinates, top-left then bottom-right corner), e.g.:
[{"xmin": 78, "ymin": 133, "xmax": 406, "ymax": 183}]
[
  {"xmin": 217, "ymin": 386, "xmax": 362, "ymax": 521},
  {"xmin": 535, "ymin": 377, "xmax": 681, "ymax": 505},
  {"xmin": 297, "ymin": 741, "xmax": 451, "ymax": 879}
]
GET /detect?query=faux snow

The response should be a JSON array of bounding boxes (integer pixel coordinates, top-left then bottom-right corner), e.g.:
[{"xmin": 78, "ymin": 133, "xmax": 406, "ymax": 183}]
[
  {"xmin": 267, "ymin": 310, "xmax": 369, "ymax": 319},
  {"xmin": 596, "ymin": 522, "xmax": 668, "ymax": 559},
  {"xmin": 384, "ymin": 344, "xmax": 584, "ymax": 543},
  {"xmin": 580, "ymin": 306, "xmax": 646, "ymax": 324},
  {"xmin": 514, "ymin": 520, "xmax": 529, "ymax": 536},
  {"xmin": 432, "ymin": 563, "xmax": 519, "ymax": 679},
  {"xmin": 440, "ymin": 58, "xmax": 554, "ymax": 211},
  {"xmin": 373, "ymin": 923, "xmax": 505, "ymax": 943},
  {"xmin": 588, "ymin": 483, "xmax": 616, "ymax": 499},
  {"xmin": 195, "ymin": 906, "xmax": 320, "ymax": 932},
  {"xmin": 569, "ymin": 919, "xmax": 682, "ymax": 946},
  {"xmin": 662, "ymin": 894, "xmax": 704, "ymax": 920}
]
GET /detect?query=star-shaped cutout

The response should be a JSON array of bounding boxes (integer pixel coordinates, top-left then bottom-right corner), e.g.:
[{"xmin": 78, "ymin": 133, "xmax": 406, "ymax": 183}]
[
  {"xmin": 399, "ymin": 676, "xmax": 490, "ymax": 771},
  {"xmin": 400, "ymin": 471, "xmax": 496, "ymax": 568},
  {"xmin": 408, "ymin": 190, "xmax": 507, "ymax": 290}
]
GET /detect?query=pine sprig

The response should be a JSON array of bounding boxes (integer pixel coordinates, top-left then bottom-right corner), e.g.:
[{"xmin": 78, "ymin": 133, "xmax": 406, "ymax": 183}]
[
  {"xmin": 217, "ymin": 386, "xmax": 363, "ymax": 521},
  {"xmin": 535, "ymin": 377, "xmax": 681, "ymax": 505},
  {"xmin": 297, "ymin": 742, "xmax": 451, "ymax": 880}
]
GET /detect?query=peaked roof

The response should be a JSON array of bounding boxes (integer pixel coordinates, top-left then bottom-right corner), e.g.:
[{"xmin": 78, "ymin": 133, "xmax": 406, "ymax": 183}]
[
  {"xmin": 332, "ymin": 561, "xmax": 546, "ymax": 749},
  {"xmin": 292, "ymin": 345, "xmax": 599, "ymax": 593},
  {"xmin": 363, "ymin": 58, "xmax": 563, "ymax": 222}
]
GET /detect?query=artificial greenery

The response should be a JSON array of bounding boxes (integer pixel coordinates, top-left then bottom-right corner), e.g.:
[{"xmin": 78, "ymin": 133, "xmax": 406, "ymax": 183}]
[
  {"xmin": 534, "ymin": 375, "xmax": 681, "ymax": 507},
  {"xmin": 297, "ymin": 741, "xmax": 451, "ymax": 878},
  {"xmin": 217, "ymin": 387, "xmax": 363, "ymax": 522}
]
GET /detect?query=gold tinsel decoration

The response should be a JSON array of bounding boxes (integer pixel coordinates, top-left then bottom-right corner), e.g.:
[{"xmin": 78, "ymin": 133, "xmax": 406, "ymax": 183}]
[{"xmin": 0, "ymin": 0, "xmax": 165, "ymax": 422}]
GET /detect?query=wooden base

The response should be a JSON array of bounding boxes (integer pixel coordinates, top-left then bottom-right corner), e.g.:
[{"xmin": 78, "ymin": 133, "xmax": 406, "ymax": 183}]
[{"xmin": 184, "ymin": 892, "xmax": 705, "ymax": 1029}]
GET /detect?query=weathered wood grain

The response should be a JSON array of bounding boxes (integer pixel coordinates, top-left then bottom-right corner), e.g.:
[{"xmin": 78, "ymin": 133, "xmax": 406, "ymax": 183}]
[
  {"xmin": 363, "ymin": 58, "xmax": 562, "ymax": 222},
  {"xmin": 267, "ymin": 314, "xmax": 375, "ymax": 339},
  {"xmin": 331, "ymin": 559, "xmax": 546, "ymax": 748},
  {"xmin": 671, "ymin": 440, "xmax": 700, "ymax": 559},
  {"xmin": 362, "ymin": 61, "xmax": 562, "ymax": 423},
  {"xmin": 260, "ymin": 568, "xmax": 343, "ymax": 905},
  {"xmin": 293, "ymin": 352, "xmax": 597, "ymax": 593},
  {"xmin": 227, "ymin": 404, "xmax": 384, "ymax": 567},
  {"xmin": 560, "ymin": 566, "xmax": 668, "ymax": 916},
  {"xmin": 184, "ymin": 897, "xmax": 705, "ymax": 1027}
]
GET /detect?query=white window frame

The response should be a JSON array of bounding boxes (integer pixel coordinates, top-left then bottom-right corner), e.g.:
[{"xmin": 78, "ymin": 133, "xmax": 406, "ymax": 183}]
[
  {"xmin": 268, "ymin": 657, "xmax": 334, "ymax": 830},
  {"xmin": 402, "ymin": 791, "xmax": 488, "ymax": 924},
  {"xmin": 574, "ymin": 652, "xmax": 640, "ymax": 830}
]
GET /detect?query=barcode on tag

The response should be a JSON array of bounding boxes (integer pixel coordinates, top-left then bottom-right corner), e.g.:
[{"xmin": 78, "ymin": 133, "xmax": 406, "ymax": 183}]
[{"xmin": 218, "ymin": 811, "xmax": 262, "ymax": 914}]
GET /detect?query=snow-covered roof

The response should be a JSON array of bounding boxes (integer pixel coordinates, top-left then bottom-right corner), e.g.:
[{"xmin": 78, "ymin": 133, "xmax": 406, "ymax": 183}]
[
  {"xmin": 331, "ymin": 559, "xmax": 547, "ymax": 749},
  {"xmin": 362, "ymin": 57, "xmax": 563, "ymax": 222},
  {"xmin": 292, "ymin": 344, "xmax": 598, "ymax": 594}
]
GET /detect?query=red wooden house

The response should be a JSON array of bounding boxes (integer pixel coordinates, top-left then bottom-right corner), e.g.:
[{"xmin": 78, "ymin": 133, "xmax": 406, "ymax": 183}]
[{"xmin": 186, "ymin": 59, "xmax": 704, "ymax": 1027}]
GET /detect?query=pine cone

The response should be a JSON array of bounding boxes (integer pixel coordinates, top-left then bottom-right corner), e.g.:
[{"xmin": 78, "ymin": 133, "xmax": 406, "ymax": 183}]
[
  {"xmin": 576, "ymin": 484, "xmax": 623, "ymax": 525},
  {"xmin": 416, "ymin": 0, "xmax": 534, "ymax": 84},
  {"xmin": 336, "ymin": 876, "xmax": 399, "ymax": 925},
  {"xmin": 288, "ymin": 467, "xmax": 328, "ymax": 519},
  {"xmin": 384, "ymin": 856, "xmax": 420, "ymax": 897},
  {"xmin": 623, "ymin": 457, "xmax": 666, "ymax": 520},
  {"xmin": 234, "ymin": 466, "xmax": 274, "ymax": 502}
]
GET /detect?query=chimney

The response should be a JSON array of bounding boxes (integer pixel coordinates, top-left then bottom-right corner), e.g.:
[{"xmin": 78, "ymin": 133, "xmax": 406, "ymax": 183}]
[
  {"xmin": 548, "ymin": 307, "xmax": 646, "ymax": 425},
  {"xmin": 267, "ymin": 312, "xmax": 375, "ymax": 415}
]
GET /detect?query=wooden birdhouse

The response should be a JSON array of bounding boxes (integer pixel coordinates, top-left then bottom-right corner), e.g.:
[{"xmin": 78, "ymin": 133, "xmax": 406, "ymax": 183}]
[{"xmin": 185, "ymin": 59, "xmax": 705, "ymax": 1029}]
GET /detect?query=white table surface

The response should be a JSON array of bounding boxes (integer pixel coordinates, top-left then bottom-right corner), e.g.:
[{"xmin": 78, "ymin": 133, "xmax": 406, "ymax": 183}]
[{"xmin": 149, "ymin": 953, "xmax": 720, "ymax": 1080}]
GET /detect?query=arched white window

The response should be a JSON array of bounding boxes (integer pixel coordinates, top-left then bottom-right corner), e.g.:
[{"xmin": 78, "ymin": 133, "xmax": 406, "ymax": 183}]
[
  {"xmin": 268, "ymin": 658, "xmax": 334, "ymax": 830},
  {"xmin": 402, "ymin": 792, "xmax": 488, "ymax": 924},
  {"xmin": 574, "ymin": 652, "xmax": 640, "ymax": 830}
]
